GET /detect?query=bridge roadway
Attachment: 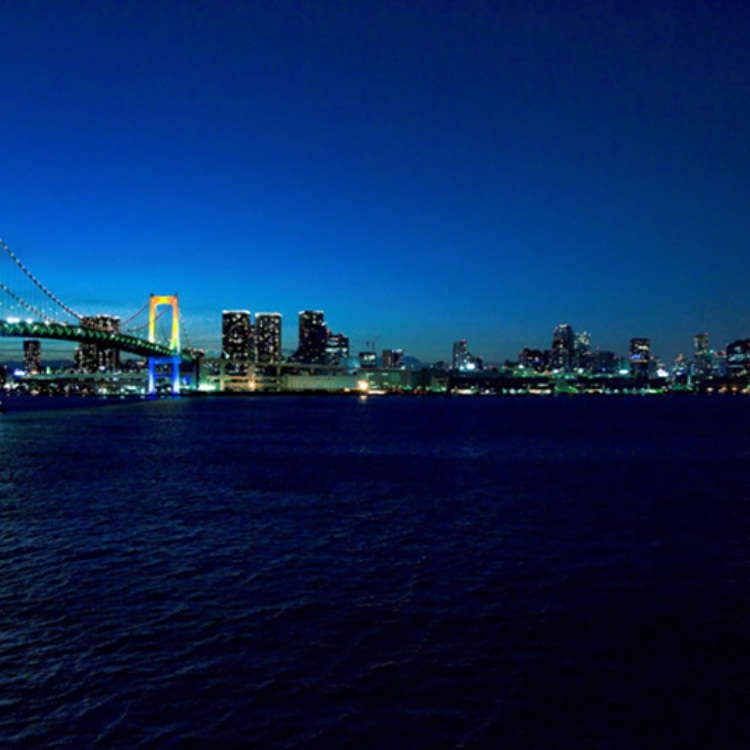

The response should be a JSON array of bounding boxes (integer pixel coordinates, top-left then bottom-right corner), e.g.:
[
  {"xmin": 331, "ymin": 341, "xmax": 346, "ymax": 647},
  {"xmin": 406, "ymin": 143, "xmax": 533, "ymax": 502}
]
[{"xmin": 0, "ymin": 320, "xmax": 196, "ymax": 361}]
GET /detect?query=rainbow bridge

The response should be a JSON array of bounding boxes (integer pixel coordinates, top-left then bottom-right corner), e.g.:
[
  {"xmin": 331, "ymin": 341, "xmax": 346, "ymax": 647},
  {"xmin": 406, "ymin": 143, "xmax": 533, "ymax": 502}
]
[{"xmin": 1, "ymin": 238, "xmax": 196, "ymax": 394}]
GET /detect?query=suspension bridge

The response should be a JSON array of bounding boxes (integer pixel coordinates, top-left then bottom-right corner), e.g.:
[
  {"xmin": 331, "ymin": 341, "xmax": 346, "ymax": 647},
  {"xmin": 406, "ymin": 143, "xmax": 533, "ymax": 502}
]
[{"xmin": 0, "ymin": 238, "xmax": 197, "ymax": 394}]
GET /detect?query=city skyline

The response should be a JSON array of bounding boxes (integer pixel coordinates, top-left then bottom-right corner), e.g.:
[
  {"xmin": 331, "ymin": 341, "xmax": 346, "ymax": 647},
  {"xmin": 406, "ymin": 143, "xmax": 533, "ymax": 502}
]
[
  {"xmin": 0, "ymin": 297, "xmax": 737, "ymax": 374},
  {"xmin": 2, "ymin": 1, "xmax": 749, "ymax": 362}
]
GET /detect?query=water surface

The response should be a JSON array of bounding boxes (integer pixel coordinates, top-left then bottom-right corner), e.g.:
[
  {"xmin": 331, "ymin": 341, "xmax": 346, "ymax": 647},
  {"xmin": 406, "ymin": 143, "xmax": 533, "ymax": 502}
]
[{"xmin": 2, "ymin": 396, "xmax": 749, "ymax": 747}]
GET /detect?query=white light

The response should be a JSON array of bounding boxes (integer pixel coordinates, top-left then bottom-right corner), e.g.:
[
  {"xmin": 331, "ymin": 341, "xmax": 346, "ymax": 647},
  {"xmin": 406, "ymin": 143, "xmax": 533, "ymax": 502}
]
[{"xmin": 6, "ymin": 317, "xmax": 20, "ymax": 324}]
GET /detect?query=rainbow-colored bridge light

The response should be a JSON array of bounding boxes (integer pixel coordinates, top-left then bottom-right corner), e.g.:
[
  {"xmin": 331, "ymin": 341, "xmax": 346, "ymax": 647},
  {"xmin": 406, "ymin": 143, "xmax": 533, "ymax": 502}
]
[{"xmin": 148, "ymin": 294, "xmax": 181, "ymax": 395}]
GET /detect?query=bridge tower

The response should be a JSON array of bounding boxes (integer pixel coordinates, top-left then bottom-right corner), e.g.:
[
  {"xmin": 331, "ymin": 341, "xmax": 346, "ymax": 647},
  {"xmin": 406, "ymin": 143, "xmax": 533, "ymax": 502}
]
[{"xmin": 147, "ymin": 294, "xmax": 181, "ymax": 395}]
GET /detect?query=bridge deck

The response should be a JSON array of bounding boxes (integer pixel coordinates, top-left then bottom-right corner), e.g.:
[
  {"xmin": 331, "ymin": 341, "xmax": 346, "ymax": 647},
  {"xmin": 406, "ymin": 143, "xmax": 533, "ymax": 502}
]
[{"xmin": 0, "ymin": 320, "xmax": 195, "ymax": 361}]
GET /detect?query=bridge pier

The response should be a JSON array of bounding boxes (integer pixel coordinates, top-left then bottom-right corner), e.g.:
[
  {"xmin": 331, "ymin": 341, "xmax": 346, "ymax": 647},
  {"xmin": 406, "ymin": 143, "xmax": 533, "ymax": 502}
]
[{"xmin": 148, "ymin": 356, "xmax": 181, "ymax": 395}]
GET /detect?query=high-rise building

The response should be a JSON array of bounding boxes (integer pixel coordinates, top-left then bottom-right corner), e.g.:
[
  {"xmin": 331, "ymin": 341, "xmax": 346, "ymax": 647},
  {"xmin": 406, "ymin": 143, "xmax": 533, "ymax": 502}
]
[
  {"xmin": 255, "ymin": 313, "xmax": 282, "ymax": 363},
  {"xmin": 359, "ymin": 351, "xmax": 377, "ymax": 369},
  {"xmin": 326, "ymin": 332, "xmax": 349, "ymax": 365},
  {"xmin": 452, "ymin": 340, "xmax": 469, "ymax": 370},
  {"xmin": 629, "ymin": 338, "xmax": 651, "ymax": 379},
  {"xmin": 23, "ymin": 339, "xmax": 41, "ymax": 374},
  {"xmin": 452, "ymin": 339, "xmax": 482, "ymax": 371},
  {"xmin": 726, "ymin": 339, "xmax": 750, "ymax": 378},
  {"xmin": 551, "ymin": 324, "xmax": 574, "ymax": 371},
  {"xmin": 294, "ymin": 310, "xmax": 327, "ymax": 363},
  {"xmin": 591, "ymin": 350, "xmax": 617, "ymax": 375},
  {"xmin": 222, "ymin": 310, "xmax": 252, "ymax": 363},
  {"xmin": 382, "ymin": 349, "xmax": 404, "ymax": 369},
  {"xmin": 76, "ymin": 314, "xmax": 121, "ymax": 372},
  {"xmin": 693, "ymin": 332, "xmax": 710, "ymax": 379},
  {"xmin": 574, "ymin": 331, "xmax": 592, "ymax": 372},
  {"xmin": 519, "ymin": 347, "xmax": 547, "ymax": 372}
]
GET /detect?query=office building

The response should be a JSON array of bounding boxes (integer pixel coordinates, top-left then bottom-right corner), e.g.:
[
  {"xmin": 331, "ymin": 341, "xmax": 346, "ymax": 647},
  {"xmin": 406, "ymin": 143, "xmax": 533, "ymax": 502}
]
[
  {"xmin": 255, "ymin": 313, "xmax": 282, "ymax": 363},
  {"xmin": 519, "ymin": 347, "xmax": 547, "ymax": 372},
  {"xmin": 359, "ymin": 351, "xmax": 377, "ymax": 369},
  {"xmin": 551, "ymin": 324, "xmax": 574, "ymax": 371},
  {"xmin": 726, "ymin": 339, "xmax": 750, "ymax": 378},
  {"xmin": 452, "ymin": 339, "xmax": 482, "ymax": 371},
  {"xmin": 452, "ymin": 340, "xmax": 469, "ymax": 370},
  {"xmin": 629, "ymin": 338, "xmax": 651, "ymax": 379},
  {"xmin": 326, "ymin": 332, "xmax": 349, "ymax": 365},
  {"xmin": 693, "ymin": 332, "xmax": 710, "ymax": 378},
  {"xmin": 23, "ymin": 339, "xmax": 41, "ymax": 374},
  {"xmin": 294, "ymin": 310, "xmax": 327, "ymax": 363},
  {"xmin": 591, "ymin": 350, "xmax": 617, "ymax": 375},
  {"xmin": 574, "ymin": 331, "xmax": 592, "ymax": 372},
  {"xmin": 222, "ymin": 310, "xmax": 253, "ymax": 363},
  {"xmin": 382, "ymin": 349, "xmax": 404, "ymax": 369},
  {"xmin": 76, "ymin": 314, "xmax": 121, "ymax": 372}
]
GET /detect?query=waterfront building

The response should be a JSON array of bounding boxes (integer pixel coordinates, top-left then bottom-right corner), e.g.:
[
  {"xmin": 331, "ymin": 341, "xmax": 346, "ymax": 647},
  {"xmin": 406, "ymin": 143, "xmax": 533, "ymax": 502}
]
[
  {"xmin": 574, "ymin": 331, "xmax": 592, "ymax": 372},
  {"xmin": 255, "ymin": 313, "xmax": 282, "ymax": 363},
  {"xmin": 76, "ymin": 314, "xmax": 121, "ymax": 372},
  {"xmin": 726, "ymin": 339, "xmax": 750, "ymax": 378},
  {"xmin": 591, "ymin": 350, "xmax": 617, "ymax": 375},
  {"xmin": 693, "ymin": 332, "xmax": 711, "ymax": 379},
  {"xmin": 326, "ymin": 332, "xmax": 350, "ymax": 365},
  {"xmin": 452, "ymin": 340, "xmax": 469, "ymax": 370},
  {"xmin": 453, "ymin": 340, "xmax": 482, "ymax": 371},
  {"xmin": 672, "ymin": 353, "xmax": 689, "ymax": 380},
  {"xmin": 551, "ymin": 324, "xmax": 574, "ymax": 371},
  {"xmin": 23, "ymin": 339, "xmax": 41, "ymax": 374},
  {"xmin": 382, "ymin": 348, "xmax": 404, "ymax": 369},
  {"xmin": 359, "ymin": 351, "xmax": 377, "ymax": 369},
  {"xmin": 294, "ymin": 310, "xmax": 327, "ymax": 363},
  {"xmin": 222, "ymin": 310, "xmax": 253, "ymax": 363},
  {"xmin": 629, "ymin": 338, "xmax": 651, "ymax": 379},
  {"xmin": 452, "ymin": 340, "xmax": 482, "ymax": 371},
  {"xmin": 519, "ymin": 348, "xmax": 547, "ymax": 372}
]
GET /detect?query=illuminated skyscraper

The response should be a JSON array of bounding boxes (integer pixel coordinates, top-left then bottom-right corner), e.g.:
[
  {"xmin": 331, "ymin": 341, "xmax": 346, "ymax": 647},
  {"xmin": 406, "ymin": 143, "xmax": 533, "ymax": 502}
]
[
  {"xmin": 519, "ymin": 347, "xmax": 547, "ymax": 372},
  {"xmin": 693, "ymin": 332, "xmax": 710, "ymax": 378},
  {"xmin": 76, "ymin": 314, "xmax": 121, "ymax": 372},
  {"xmin": 452, "ymin": 339, "xmax": 481, "ymax": 371},
  {"xmin": 574, "ymin": 331, "xmax": 591, "ymax": 372},
  {"xmin": 359, "ymin": 351, "xmax": 377, "ymax": 369},
  {"xmin": 591, "ymin": 350, "xmax": 617, "ymax": 374},
  {"xmin": 452, "ymin": 340, "xmax": 469, "ymax": 370},
  {"xmin": 294, "ymin": 310, "xmax": 327, "ymax": 363},
  {"xmin": 382, "ymin": 349, "xmax": 404, "ymax": 369},
  {"xmin": 726, "ymin": 339, "xmax": 750, "ymax": 378},
  {"xmin": 222, "ymin": 310, "xmax": 252, "ymax": 362},
  {"xmin": 326, "ymin": 332, "xmax": 349, "ymax": 365},
  {"xmin": 255, "ymin": 313, "xmax": 282, "ymax": 363},
  {"xmin": 23, "ymin": 339, "xmax": 41, "ymax": 374},
  {"xmin": 551, "ymin": 324, "xmax": 574, "ymax": 371},
  {"xmin": 629, "ymin": 338, "xmax": 651, "ymax": 379}
]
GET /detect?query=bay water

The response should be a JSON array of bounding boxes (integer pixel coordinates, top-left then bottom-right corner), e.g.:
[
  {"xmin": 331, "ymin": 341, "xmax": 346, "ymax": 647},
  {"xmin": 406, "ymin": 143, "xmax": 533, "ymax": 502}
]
[{"xmin": 1, "ymin": 395, "xmax": 749, "ymax": 747}]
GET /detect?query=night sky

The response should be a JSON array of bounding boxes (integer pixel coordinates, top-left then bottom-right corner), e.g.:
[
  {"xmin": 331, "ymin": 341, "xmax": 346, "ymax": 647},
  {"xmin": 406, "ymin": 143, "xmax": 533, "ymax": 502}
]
[{"xmin": 2, "ymin": 0, "xmax": 749, "ymax": 362}]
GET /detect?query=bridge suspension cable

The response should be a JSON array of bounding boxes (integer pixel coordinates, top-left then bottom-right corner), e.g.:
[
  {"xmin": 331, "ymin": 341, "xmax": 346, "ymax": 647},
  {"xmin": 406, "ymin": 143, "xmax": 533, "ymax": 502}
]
[
  {"xmin": 179, "ymin": 311, "xmax": 192, "ymax": 350},
  {"xmin": 1, "ymin": 238, "xmax": 83, "ymax": 321},
  {"xmin": 119, "ymin": 299, "xmax": 151, "ymax": 327},
  {"xmin": 122, "ymin": 305, "xmax": 168, "ymax": 334},
  {"xmin": 0, "ymin": 281, "xmax": 58, "ymax": 323}
]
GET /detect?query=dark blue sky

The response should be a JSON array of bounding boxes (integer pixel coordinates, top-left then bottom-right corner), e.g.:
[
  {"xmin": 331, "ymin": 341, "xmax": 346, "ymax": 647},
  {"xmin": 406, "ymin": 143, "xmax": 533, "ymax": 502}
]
[{"xmin": 2, "ymin": 0, "xmax": 749, "ymax": 361}]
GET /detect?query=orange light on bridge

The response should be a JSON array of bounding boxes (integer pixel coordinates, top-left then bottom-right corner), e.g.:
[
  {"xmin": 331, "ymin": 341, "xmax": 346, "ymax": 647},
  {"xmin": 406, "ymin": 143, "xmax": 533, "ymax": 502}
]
[{"xmin": 148, "ymin": 294, "xmax": 180, "ymax": 352}]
